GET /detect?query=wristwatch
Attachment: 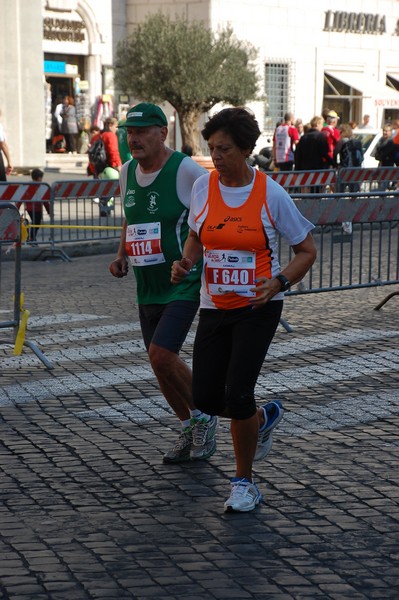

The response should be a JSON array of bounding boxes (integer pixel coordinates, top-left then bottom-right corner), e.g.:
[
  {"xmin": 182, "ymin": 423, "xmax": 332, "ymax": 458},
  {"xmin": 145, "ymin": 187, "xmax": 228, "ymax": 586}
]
[{"xmin": 275, "ymin": 274, "xmax": 291, "ymax": 291}]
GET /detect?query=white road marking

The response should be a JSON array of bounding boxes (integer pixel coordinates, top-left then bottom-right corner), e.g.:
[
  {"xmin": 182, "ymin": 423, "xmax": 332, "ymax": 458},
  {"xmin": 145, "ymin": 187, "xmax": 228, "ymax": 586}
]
[
  {"xmin": 75, "ymin": 390, "xmax": 399, "ymax": 436},
  {"xmin": 27, "ymin": 314, "xmax": 109, "ymax": 327},
  {"xmin": 1, "ymin": 326, "xmax": 397, "ymax": 368},
  {"xmin": 1, "ymin": 348, "xmax": 398, "ymax": 408}
]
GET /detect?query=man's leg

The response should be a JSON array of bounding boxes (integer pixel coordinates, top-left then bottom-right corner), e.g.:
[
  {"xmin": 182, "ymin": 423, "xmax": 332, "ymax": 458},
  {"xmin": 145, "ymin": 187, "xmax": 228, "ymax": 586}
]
[
  {"xmin": 148, "ymin": 344, "xmax": 194, "ymax": 420},
  {"xmin": 140, "ymin": 301, "xmax": 217, "ymax": 462}
]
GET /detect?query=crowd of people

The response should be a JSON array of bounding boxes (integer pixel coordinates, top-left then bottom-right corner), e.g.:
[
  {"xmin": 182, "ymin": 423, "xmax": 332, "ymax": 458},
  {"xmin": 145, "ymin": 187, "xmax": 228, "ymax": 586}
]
[{"xmin": 264, "ymin": 109, "xmax": 399, "ymax": 174}]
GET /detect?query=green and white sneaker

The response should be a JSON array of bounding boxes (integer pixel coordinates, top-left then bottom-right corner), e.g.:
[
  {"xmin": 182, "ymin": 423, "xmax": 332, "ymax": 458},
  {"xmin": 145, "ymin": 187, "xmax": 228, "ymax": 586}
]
[
  {"xmin": 190, "ymin": 415, "xmax": 218, "ymax": 460},
  {"xmin": 163, "ymin": 427, "xmax": 192, "ymax": 464}
]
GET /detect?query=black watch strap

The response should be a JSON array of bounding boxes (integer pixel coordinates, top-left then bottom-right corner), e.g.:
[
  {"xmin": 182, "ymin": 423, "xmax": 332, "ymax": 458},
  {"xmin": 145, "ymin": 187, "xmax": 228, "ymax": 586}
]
[{"xmin": 276, "ymin": 274, "xmax": 290, "ymax": 291}]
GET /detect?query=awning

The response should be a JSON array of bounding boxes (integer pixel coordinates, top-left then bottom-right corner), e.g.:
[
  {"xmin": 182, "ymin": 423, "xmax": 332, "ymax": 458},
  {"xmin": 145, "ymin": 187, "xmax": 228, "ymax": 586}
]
[
  {"xmin": 325, "ymin": 70, "xmax": 399, "ymax": 108},
  {"xmin": 387, "ymin": 72, "xmax": 399, "ymax": 85}
]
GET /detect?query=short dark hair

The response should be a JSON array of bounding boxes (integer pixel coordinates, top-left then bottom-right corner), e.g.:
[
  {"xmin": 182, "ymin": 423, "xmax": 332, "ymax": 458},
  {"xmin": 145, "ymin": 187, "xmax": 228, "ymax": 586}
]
[
  {"xmin": 201, "ymin": 107, "xmax": 261, "ymax": 154},
  {"xmin": 181, "ymin": 144, "xmax": 193, "ymax": 156},
  {"xmin": 31, "ymin": 168, "xmax": 44, "ymax": 181}
]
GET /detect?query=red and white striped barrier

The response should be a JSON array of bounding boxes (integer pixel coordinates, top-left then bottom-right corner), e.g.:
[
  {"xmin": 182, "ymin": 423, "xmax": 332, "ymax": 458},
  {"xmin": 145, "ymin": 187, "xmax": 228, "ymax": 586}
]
[
  {"xmin": 52, "ymin": 179, "xmax": 120, "ymax": 199},
  {"xmin": 0, "ymin": 182, "xmax": 51, "ymax": 202},
  {"xmin": 269, "ymin": 169, "xmax": 336, "ymax": 189},
  {"xmin": 338, "ymin": 166, "xmax": 399, "ymax": 184}
]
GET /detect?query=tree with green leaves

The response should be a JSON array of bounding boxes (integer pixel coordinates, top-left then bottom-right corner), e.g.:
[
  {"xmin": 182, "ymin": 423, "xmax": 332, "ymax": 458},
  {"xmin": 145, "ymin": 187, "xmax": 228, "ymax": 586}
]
[{"xmin": 114, "ymin": 13, "xmax": 260, "ymax": 153}]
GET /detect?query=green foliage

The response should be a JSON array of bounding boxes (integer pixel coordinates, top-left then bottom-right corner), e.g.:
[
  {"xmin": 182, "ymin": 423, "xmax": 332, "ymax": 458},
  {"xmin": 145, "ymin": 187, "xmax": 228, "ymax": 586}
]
[{"xmin": 114, "ymin": 13, "xmax": 260, "ymax": 150}]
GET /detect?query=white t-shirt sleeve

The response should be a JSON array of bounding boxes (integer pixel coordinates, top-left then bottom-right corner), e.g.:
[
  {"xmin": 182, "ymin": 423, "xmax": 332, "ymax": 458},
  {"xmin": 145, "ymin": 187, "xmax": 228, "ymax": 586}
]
[
  {"xmin": 188, "ymin": 172, "xmax": 211, "ymax": 231},
  {"xmin": 119, "ymin": 159, "xmax": 131, "ymax": 205},
  {"xmin": 176, "ymin": 157, "xmax": 208, "ymax": 209}
]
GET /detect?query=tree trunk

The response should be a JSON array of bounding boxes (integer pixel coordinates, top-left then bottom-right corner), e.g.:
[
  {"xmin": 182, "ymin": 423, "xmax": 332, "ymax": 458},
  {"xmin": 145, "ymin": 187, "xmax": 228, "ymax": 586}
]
[{"xmin": 178, "ymin": 109, "xmax": 203, "ymax": 155}]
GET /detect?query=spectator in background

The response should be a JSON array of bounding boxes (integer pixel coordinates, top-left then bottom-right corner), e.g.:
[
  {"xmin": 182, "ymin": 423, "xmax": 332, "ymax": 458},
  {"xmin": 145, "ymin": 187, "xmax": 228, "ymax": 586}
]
[
  {"xmin": 53, "ymin": 96, "xmax": 64, "ymax": 135},
  {"xmin": 358, "ymin": 114, "xmax": 372, "ymax": 129},
  {"xmin": 295, "ymin": 118, "xmax": 305, "ymax": 138},
  {"xmin": 87, "ymin": 126, "xmax": 101, "ymax": 177},
  {"xmin": 77, "ymin": 117, "xmax": 91, "ymax": 154},
  {"xmin": 322, "ymin": 107, "xmax": 331, "ymax": 127},
  {"xmin": 181, "ymin": 144, "xmax": 193, "ymax": 156},
  {"xmin": 0, "ymin": 110, "xmax": 12, "ymax": 181},
  {"xmin": 371, "ymin": 123, "xmax": 396, "ymax": 191},
  {"xmin": 372, "ymin": 123, "xmax": 395, "ymax": 167},
  {"xmin": 334, "ymin": 123, "xmax": 364, "ymax": 192},
  {"xmin": 99, "ymin": 117, "xmax": 122, "ymax": 179},
  {"xmin": 272, "ymin": 112, "xmax": 299, "ymax": 171},
  {"xmin": 16, "ymin": 169, "xmax": 50, "ymax": 243},
  {"xmin": 322, "ymin": 110, "xmax": 341, "ymax": 160},
  {"xmin": 295, "ymin": 116, "xmax": 333, "ymax": 171},
  {"xmin": 295, "ymin": 115, "xmax": 333, "ymax": 192},
  {"xmin": 348, "ymin": 120, "xmax": 358, "ymax": 130},
  {"xmin": 60, "ymin": 96, "xmax": 78, "ymax": 153}
]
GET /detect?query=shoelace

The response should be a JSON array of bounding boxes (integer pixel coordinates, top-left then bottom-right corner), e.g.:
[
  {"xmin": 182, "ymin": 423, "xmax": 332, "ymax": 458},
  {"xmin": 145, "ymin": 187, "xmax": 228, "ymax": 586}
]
[
  {"xmin": 192, "ymin": 419, "xmax": 210, "ymax": 445},
  {"xmin": 174, "ymin": 430, "xmax": 191, "ymax": 450},
  {"xmin": 229, "ymin": 481, "xmax": 251, "ymax": 500}
]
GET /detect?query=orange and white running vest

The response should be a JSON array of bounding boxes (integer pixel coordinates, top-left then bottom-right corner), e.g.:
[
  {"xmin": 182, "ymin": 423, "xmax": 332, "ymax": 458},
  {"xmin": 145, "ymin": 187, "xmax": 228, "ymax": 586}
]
[{"xmin": 196, "ymin": 169, "xmax": 274, "ymax": 310}]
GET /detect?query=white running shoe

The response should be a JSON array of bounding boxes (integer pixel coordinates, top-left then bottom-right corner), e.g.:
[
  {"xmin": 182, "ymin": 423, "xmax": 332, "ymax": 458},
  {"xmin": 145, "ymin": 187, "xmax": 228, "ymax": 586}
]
[
  {"xmin": 224, "ymin": 478, "xmax": 262, "ymax": 512},
  {"xmin": 190, "ymin": 415, "xmax": 218, "ymax": 460}
]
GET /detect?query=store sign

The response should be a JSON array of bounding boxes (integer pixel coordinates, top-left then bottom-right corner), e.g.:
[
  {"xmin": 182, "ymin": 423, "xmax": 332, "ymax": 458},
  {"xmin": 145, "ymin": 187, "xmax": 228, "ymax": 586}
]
[
  {"xmin": 324, "ymin": 11, "xmax": 387, "ymax": 34},
  {"xmin": 44, "ymin": 60, "xmax": 66, "ymax": 74},
  {"xmin": 374, "ymin": 98, "xmax": 399, "ymax": 108},
  {"xmin": 43, "ymin": 17, "xmax": 86, "ymax": 42}
]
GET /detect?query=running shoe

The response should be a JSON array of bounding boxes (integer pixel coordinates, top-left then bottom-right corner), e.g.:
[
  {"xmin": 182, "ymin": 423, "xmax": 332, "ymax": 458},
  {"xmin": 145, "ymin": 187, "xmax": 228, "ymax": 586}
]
[
  {"xmin": 190, "ymin": 415, "xmax": 218, "ymax": 460},
  {"xmin": 163, "ymin": 427, "xmax": 192, "ymax": 463},
  {"xmin": 254, "ymin": 400, "xmax": 284, "ymax": 461},
  {"xmin": 224, "ymin": 478, "xmax": 262, "ymax": 512}
]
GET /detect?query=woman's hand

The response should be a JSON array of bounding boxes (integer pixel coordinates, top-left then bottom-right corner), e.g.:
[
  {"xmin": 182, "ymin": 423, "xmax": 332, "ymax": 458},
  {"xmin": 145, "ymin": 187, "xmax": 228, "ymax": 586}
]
[
  {"xmin": 171, "ymin": 257, "xmax": 192, "ymax": 284},
  {"xmin": 249, "ymin": 277, "xmax": 281, "ymax": 307}
]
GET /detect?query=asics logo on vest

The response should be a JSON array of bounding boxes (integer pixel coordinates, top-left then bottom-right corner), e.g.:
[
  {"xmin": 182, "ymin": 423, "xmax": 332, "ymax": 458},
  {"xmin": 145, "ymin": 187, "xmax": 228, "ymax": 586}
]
[{"xmin": 224, "ymin": 216, "xmax": 242, "ymax": 222}]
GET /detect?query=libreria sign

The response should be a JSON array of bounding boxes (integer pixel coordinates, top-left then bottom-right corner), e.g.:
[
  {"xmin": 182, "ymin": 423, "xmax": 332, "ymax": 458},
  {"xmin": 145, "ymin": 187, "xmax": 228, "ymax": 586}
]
[{"xmin": 323, "ymin": 11, "xmax": 399, "ymax": 35}]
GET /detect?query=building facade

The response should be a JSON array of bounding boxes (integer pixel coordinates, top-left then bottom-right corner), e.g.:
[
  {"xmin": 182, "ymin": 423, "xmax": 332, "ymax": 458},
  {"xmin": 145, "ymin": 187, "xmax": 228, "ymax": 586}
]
[{"xmin": 1, "ymin": 0, "xmax": 399, "ymax": 168}]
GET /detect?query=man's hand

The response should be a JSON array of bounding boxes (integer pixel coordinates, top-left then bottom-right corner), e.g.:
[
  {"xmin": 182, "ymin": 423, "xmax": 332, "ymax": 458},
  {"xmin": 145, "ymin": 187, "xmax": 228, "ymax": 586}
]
[
  {"xmin": 171, "ymin": 257, "xmax": 192, "ymax": 284},
  {"xmin": 109, "ymin": 256, "xmax": 129, "ymax": 278}
]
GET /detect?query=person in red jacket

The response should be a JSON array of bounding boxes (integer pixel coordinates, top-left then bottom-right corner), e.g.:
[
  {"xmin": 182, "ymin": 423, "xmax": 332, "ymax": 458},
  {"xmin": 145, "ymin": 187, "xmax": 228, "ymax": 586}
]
[
  {"xmin": 99, "ymin": 117, "xmax": 122, "ymax": 180},
  {"xmin": 322, "ymin": 110, "xmax": 341, "ymax": 160}
]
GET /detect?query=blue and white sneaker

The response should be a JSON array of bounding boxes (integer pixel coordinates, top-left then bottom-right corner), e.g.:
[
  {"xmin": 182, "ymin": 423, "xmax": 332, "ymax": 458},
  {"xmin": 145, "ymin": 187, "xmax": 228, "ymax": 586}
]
[
  {"xmin": 254, "ymin": 400, "xmax": 284, "ymax": 461},
  {"xmin": 224, "ymin": 478, "xmax": 262, "ymax": 512}
]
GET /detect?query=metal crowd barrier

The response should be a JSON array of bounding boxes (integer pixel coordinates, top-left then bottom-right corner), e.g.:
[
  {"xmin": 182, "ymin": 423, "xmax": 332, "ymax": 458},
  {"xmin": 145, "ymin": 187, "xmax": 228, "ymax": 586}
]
[
  {"xmin": 269, "ymin": 166, "xmax": 399, "ymax": 194},
  {"xmin": 0, "ymin": 179, "xmax": 124, "ymax": 261},
  {"xmin": 1, "ymin": 177, "xmax": 398, "ymax": 309},
  {"xmin": 0, "ymin": 202, "xmax": 52, "ymax": 368},
  {"xmin": 285, "ymin": 190, "xmax": 399, "ymax": 308},
  {"xmin": 337, "ymin": 166, "xmax": 399, "ymax": 193}
]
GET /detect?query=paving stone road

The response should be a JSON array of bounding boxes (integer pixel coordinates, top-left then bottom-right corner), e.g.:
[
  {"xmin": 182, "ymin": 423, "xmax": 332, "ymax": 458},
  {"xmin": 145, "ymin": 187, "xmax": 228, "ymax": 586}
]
[{"xmin": 0, "ymin": 250, "xmax": 398, "ymax": 600}]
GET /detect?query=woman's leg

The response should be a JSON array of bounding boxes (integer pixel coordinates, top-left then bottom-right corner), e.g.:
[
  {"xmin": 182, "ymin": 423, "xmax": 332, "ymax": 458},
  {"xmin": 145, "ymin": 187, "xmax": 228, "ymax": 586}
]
[
  {"xmin": 192, "ymin": 309, "xmax": 232, "ymax": 417},
  {"xmin": 226, "ymin": 302, "xmax": 283, "ymax": 478}
]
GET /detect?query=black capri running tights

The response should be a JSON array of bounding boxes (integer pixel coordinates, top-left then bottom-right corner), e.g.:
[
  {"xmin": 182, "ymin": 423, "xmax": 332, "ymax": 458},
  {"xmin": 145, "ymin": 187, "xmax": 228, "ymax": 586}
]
[{"xmin": 192, "ymin": 301, "xmax": 283, "ymax": 420}]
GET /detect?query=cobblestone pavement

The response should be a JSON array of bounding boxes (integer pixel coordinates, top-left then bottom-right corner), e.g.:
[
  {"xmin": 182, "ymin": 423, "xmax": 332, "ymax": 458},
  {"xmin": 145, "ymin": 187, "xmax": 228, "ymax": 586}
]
[{"xmin": 0, "ymin": 252, "xmax": 398, "ymax": 600}]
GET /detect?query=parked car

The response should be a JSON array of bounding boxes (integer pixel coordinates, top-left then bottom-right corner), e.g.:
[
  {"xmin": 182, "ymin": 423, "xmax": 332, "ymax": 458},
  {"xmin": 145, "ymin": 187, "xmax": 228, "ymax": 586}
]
[{"xmin": 351, "ymin": 129, "xmax": 382, "ymax": 167}]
